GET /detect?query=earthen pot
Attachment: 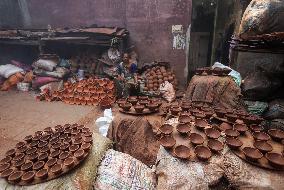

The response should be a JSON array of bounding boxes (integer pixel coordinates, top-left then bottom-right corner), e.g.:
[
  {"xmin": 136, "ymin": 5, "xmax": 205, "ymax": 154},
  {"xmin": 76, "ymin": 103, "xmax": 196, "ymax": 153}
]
[
  {"xmin": 176, "ymin": 123, "xmax": 191, "ymax": 135},
  {"xmin": 215, "ymin": 109, "xmax": 227, "ymax": 118},
  {"xmin": 117, "ymin": 99, "xmax": 127, "ymax": 106},
  {"xmin": 74, "ymin": 149, "xmax": 85, "ymax": 160},
  {"xmin": 192, "ymin": 111, "xmax": 206, "ymax": 119},
  {"xmin": 160, "ymin": 135, "xmax": 176, "ymax": 149},
  {"xmin": 59, "ymin": 151, "xmax": 70, "ymax": 160},
  {"xmin": 253, "ymin": 141, "xmax": 273, "ymax": 154},
  {"xmin": 128, "ymin": 98, "xmax": 138, "ymax": 105},
  {"xmin": 265, "ymin": 153, "xmax": 284, "ymax": 168},
  {"xmin": 21, "ymin": 171, "xmax": 35, "ymax": 183},
  {"xmin": 159, "ymin": 124, "xmax": 173, "ymax": 135},
  {"xmin": 250, "ymin": 124, "xmax": 264, "ymax": 132},
  {"xmin": 0, "ymin": 168, "xmax": 14, "ymax": 178},
  {"xmin": 226, "ymin": 137, "xmax": 243, "ymax": 150},
  {"xmin": 253, "ymin": 132, "xmax": 270, "ymax": 141},
  {"xmin": 174, "ymin": 145, "xmax": 191, "ymax": 159},
  {"xmin": 268, "ymin": 129, "xmax": 284, "ymax": 142},
  {"xmin": 194, "ymin": 145, "xmax": 212, "ymax": 161},
  {"xmin": 134, "ymin": 105, "xmax": 145, "ymax": 113},
  {"xmin": 147, "ymin": 103, "xmax": 159, "ymax": 112},
  {"xmin": 243, "ymin": 147, "xmax": 263, "ymax": 162},
  {"xmin": 179, "ymin": 115, "xmax": 192, "ymax": 124},
  {"xmin": 60, "ymin": 133, "xmax": 69, "ymax": 140},
  {"xmin": 181, "ymin": 103, "xmax": 191, "ymax": 111},
  {"xmin": 208, "ymin": 139, "xmax": 224, "ymax": 152},
  {"xmin": 224, "ymin": 129, "xmax": 240, "ymax": 138},
  {"xmin": 24, "ymin": 135, "xmax": 33, "ymax": 143},
  {"xmin": 233, "ymin": 124, "xmax": 248, "ymax": 135},
  {"xmin": 0, "ymin": 156, "xmax": 12, "ymax": 164},
  {"xmin": 5, "ymin": 149, "xmax": 16, "ymax": 157},
  {"xmin": 218, "ymin": 122, "xmax": 233, "ymax": 131},
  {"xmin": 64, "ymin": 157, "xmax": 75, "ymax": 168},
  {"xmin": 8, "ymin": 171, "xmax": 23, "ymax": 183},
  {"xmin": 32, "ymin": 136, "xmax": 40, "ymax": 142},
  {"xmin": 0, "ymin": 163, "xmax": 10, "ymax": 172},
  {"xmin": 139, "ymin": 100, "xmax": 149, "ymax": 106},
  {"xmin": 51, "ymin": 164, "xmax": 62, "ymax": 175},
  {"xmin": 226, "ymin": 114, "xmax": 238, "ymax": 123},
  {"xmin": 16, "ymin": 142, "xmax": 25, "ymax": 149},
  {"xmin": 195, "ymin": 119, "xmax": 208, "ymax": 130},
  {"xmin": 120, "ymin": 103, "xmax": 132, "ymax": 112},
  {"xmin": 21, "ymin": 162, "xmax": 33, "ymax": 171},
  {"xmin": 190, "ymin": 133, "xmax": 205, "ymax": 145},
  {"xmin": 46, "ymin": 158, "xmax": 57, "ymax": 168},
  {"xmin": 171, "ymin": 107, "xmax": 181, "ymax": 115},
  {"xmin": 44, "ymin": 127, "xmax": 53, "ymax": 132},
  {"xmin": 13, "ymin": 153, "xmax": 25, "ymax": 162},
  {"xmin": 205, "ymin": 128, "xmax": 221, "ymax": 139},
  {"xmin": 81, "ymin": 143, "xmax": 92, "ymax": 151},
  {"xmin": 13, "ymin": 158, "xmax": 25, "ymax": 169},
  {"xmin": 33, "ymin": 161, "xmax": 45, "ymax": 171}
]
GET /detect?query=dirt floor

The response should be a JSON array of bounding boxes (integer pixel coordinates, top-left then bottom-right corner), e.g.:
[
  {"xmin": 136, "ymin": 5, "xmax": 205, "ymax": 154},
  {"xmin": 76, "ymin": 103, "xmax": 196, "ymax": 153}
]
[{"xmin": 0, "ymin": 91, "xmax": 103, "ymax": 159}]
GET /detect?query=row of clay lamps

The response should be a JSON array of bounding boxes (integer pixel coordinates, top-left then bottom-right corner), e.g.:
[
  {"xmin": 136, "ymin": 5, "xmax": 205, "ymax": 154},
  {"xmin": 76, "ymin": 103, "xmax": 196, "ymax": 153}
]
[
  {"xmin": 0, "ymin": 124, "xmax": 92, "ymax": 185},
  {"xmin": 195, "ymin": 67, "xmax": 231, "ymax": 76},
  {"xmin": 117, "ymin": 96, "xmax": 162, "ymax": 113}
]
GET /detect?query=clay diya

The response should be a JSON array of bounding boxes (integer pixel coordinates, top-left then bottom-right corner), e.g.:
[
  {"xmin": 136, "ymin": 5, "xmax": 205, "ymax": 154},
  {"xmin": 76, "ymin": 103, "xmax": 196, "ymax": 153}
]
[
  {"xmin": 268, "ymin": 129, "xmax": 284, "ymax": 142},
  {"xmin": 224, "ymin": 129, "xmax": 240, "ymax": 138},
  {"xmin": 218, "ymin": 122, "xmax": 233, "ymax": 131},
  {"xmin": 176, "ymin": 123, "xmax": 191, "ymax": 135},
  {"xmin": 5, "ymin": 149, "xmax": 16, "ymax": 157},
  {"xmin": 120, "ymin": 103, "xmax": 132, "ymax": 112},
  {"xmin": 160, "ymin": 135, "xmax": 176, "ymax": 149},
  {"xmin": 147, "ymin": 103, "xmax": 159, "ymax": 112},
  {"xmin": 205, "ymin": 128, "xmax": 221, "ymax": 139},
  {"xmin": 81, "ymin": 143, "xmax": 91, "ymax": 151},
  {"xmin": 171, "ymin": 107, "xmax": 181, "ymax": 115},
  {"xmin": 15, "ymin": 142, "xmax": 25, "ymax": 149},
  {"xmin": 249, "ymin": 124, "xmax": 264, "ymax": 132},
  {"xmin": 193, "ymin": 112, "xmax": 206, "ymax": 119},
  {"xmin": 74, "ymin": 149, "xmax": 85, "ymax": 160},
  {"xmin": 0, "ymin": 156, "xmax": 12, "ymax": 164},
  {"xmin": 194, "ymin": 145, "xmax": 212, "ymax": 161},
  {"xmin": 0, "ymin": 168, "xmax": 14, "ymax": 178},
  {"xmin": 195, "ymin": 119, "xmax": 208, "ymax": 130},
  {"xmin": 13, "ymin": 159, "xmax": 25, "ymax": 168},
  {"xmin": 139, "ymin": 96, "xmax": 148, "ymax": 100},
  {"xmin": 64, "ymin": 157, "xmax": 75, "ymax": 168},
  {"xmin": 69, "ymin": 144, "xmax": 80, "ymax": 152},
  {"xmin": 60, "ymin": 143, "xmax": 70, "ymax": 151},
  {"xmin": 204, "ymin": 111, "xmax": 214, "ymax": 119},
  {"xmin": 26, "ymin": 153, "xmax": 38, "ymax": 162},
  {"xmin": 46, "ymin": 158, "xmax": 57, "ymax": 168},
  {"xmin": 174, "ymin": 145, "xmax": 191, "ymax": 159},
  {"xmin": 159, "ymin": 124, "xmax": 174, "ymax": 135},
  {"xmin": 26, "ymin": 147, "xmax": 37, "ymax": 155},
  {"xmin": 84, "ymin": 137, "xmax": 93, "ymax": 144},
  {"xmin": 50, "ymin": 150, "xmax": 61, "ymax": 158},
  {"xmin": 233, "ymin": 124, "xmax": 248, "ymax": 135},
  {"xmin": 181, "ymin": 103, "xmax": 191, "ymax": 111},
  {"xmin": 38, "ymin": 141, "xmax": 48, "ymax": 148},
  {"xmin": 24, "ymin": 135, "xmax": 33, "ymax": 143},
  {"xmin": 8, "ymin": 171, "xmax": 23, "ymax": 183},
  {"xmin": 40, "ymin": 135, "xmax": 50, "ymax": 142},
  {"xmin": 215, "ymin": 109, "xmax": 227, "ymax": 118},
  {"xmin": 226, "ymin": 137, "xmax": 243, "ymax": 150},
  {"xmin": 51, "ymin": 143, "xmax": 61, "ymax": 150},
  {"xmin": 134, "ymin": 105, "xmax": 145, "ymax": 113},
  {"xmin": 30, "ymin": 140, "xmax": 39, "ymax": 147},
  {"xmin": 128, "ymin": 98, "xmax": 138, "ymax": 105},
  {"xmin": 226, "ymin": 114, "xmax": 238, "ymax": 123},
  {"xmin": 59, "ymin": 152, "xmax": 70, "ymax": 160},
  {"xmin": 139, "ymin": 100, "xmax": 149, "ymax": 106},
  {"xmin": 21, "ymin": 171, "xmax": 35, "ymax": 183},
  {"xmin": 208, "ymin": 139, "xmax": 224, "ymax": 152},
  {"xmin": 21, "ymin": 162, "xmax": 33, "ymax": 172},
  {"xmin": 252, "ymin": 132, "xmax": 270, "ymax": 141},
  {"xmin": 74, "ymin": 138, "xmax": 83, "ymax": 145},
  {"xmin": 51, "ymin": 164, "xmax": 62, "ymax": 175},
  {"xmin": 190, "ymin": 133, "xmax": 205, "ymax": 145},
  {"xmin": 253, "ymin": 141, "xmax": 273, "ymax": 154},
  {"xmin": 12, "ymin": 153, "xmax": 25, "ymax": 162},
  {"xmin": 38, "ymin": 152, "xmax": 49, "ymax": 162},
  {"xmin": 242, "ymin": 147, "xmax": 263, "ymax": 162},
  {"xmin": 265, "ymin": 153, "xmax": 284, "ymax": 168},
  {"xmin": 33, "ymin": 161, "xmax": 45, "ymax": 171},
  {"xmin": 0, "ymin": 163, "xmax": 10, "ymax": 172},
  {"xmin": 179, "ymin": 115, "xmax": 192, "ymax": 124}
]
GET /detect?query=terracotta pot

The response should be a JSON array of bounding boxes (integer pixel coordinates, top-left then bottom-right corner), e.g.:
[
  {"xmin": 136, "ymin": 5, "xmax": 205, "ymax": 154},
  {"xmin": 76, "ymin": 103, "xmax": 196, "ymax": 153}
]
[
  {"xmin": 24, "ymin": 135, "xmax": 33, "ymax": 143},
  {"xmin": 253, "ymin": 132, "xmax": 270, "ymax": 141},
  {"xmin": 17, "ymin": 145, "xmax": 27, "ymax": 154},
  {"xmin": 120, "ymin": 103, "xmax": 132, "ymax": 111},
  {"xmin": 233, "ymin": 124, "xmax": 248, "ymax": 135},
  {"xmin": 8, "ymin": 171, "xmax": 23, "ymax": 183},
  {"xmin": 208, "ymin": 139, "xmax": 224, "ymax": 152},
  {"xmin": 26, "ymin": 153, "xmax": 38, "ymax": 162},
  {"xmin": 224, "ymin": 129, "xmax": 240, "ymax": 138},
  {"xmin": 195, "ymin": 119, "xmax": 208, "ymax": 130},
  {"xmin": 174, "ymin": 145, "xmax": 191, "ymax": 159},
  {"xmin": 218, "ymin": 122, "xmax": 232, "ymax": 131},
  {"xmin": 190, "ymin": 133, "xmax": 205, "ymax": 145},
  {"xmin": 139, "ymin": 96, "xmax": 148, "ymax": 100},
  {"xmin": 268, "ymin": 129, "xmax": 284, "ymax": 142},
  {"xmin": 171, "ymin": 107, "xmax": 181, "ymax": 116},
  {"xmin": 253, "ymin": 141, "xmax": 273, "ymax": 154},
  {"xmin": 160, "ymin": 135, "xmax": 176, "ymax": 149},
  {"xmin": 159, "ymin": 124, "xmax": 173, "ymax": 135},
  {"xmin": 215, "ymin": 109, "xmax": 227, "ymax": 118},
  {"xmin": 265, "ymin": 153, "xmax": 284, "ymax": 168},
  {"xmin": 134, "ymin": 105, "xmax": 145, "ymax": 113},
  {"xmin": 225, "ymin": 137, "xmax": 243, "ymax": 150},
  {"xmin": 147, "ymin": 103, "xmax": 159, "ymax": 112},
  {"xmin": 195, "ymin": 145, "xmax": 212, "ymax": 161},
  {"xmin": 226, "ymin": 114, "xmax": 238, "ymax": 123},
  {"xmin": 179, "ymin": 115, "xmax": 192, "ymax": 124},
  {"xmin": 181, "ymin": 103, "xmax": 191, "ymax": 111},
  {"xmin": 243, "ymin": 147, "xmax": 263, "ymax": 162},
  {"xmin": 205, "ymin": 128, "xmax": 221, "ymax": 139},
  {"xmin": 249, "ymin": 124, "xmax": 264, "ymax": 132},
  {"xmin": 176, "ymin": 123, "xmax": 191, "ymax": 135},
  {"xmin": 38, "ymin": 152, "xmax": 49, "ymax": 162},
  {"xmin": 50, "ymin": 150, "xmax": 61, "ymax": 158}
]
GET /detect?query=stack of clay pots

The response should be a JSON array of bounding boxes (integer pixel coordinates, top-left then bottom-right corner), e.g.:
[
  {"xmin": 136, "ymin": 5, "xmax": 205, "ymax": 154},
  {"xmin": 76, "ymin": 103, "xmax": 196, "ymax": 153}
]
[
  {"xmin": 45, "ymin": 77, "xmax": 115, "ymax": 106},
  {"xmin": 143, "ymin": 66, "xmax": 178, "ymax": 92},
  {"xmin": 70, "ymin": 52, "xmax": 99, "ymax": 77}
]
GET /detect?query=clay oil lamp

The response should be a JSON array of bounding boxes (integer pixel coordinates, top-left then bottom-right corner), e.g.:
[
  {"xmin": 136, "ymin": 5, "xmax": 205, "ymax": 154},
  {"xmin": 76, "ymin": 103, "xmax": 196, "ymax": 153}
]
[
  {"xmin": 81, "ymin": 143, "xmax": 92, "ymax": 151},
  {"xmin": 82, "ymin": 127, "xmax": 90, "ymax": 133},
  {"xmin": 195, "ymin": 68, "xmax": 205, "ymax": 75},
  {"xmin": 128, "ymin": 98, "xmax": 138, "ymax": 106},
  {"xmin": 179, "ymin": 115, "xmax": 192, "ymax": 124},
  {"xmin": 26, "ymin": 153, "xmax": 38, "ymax": 162},
  {"xmin": 226, "ymin": 137, "xmax": 243, "ymax": 150},
  {"xmin": 49, "ymin": 138, "xmax": 59, "ymax": 145},
  {"xmin": 253, "ymin": 132, "xmax": 270, "ymax": 141},
  {"xmin": 253, "ymin": 141, "xmax": 273, "ymax": 154},
  {"xmin": 64, "ymin": 129, "xmax": 72, "ymax": 135},
  {"xmin": 59, "ymin": 151, "xmax": 70, "ymax": 160},
  {"xmin": 139, "ymin": 96, "xmax": 148, "ymax": 100},
  {"xmin": 233, "ymin": 124, "xmax": 248, "ymax": 135},
  {"xmin": 242, "ymin": 116, "xmax": 257, "ymax": 125},
  {"xmin": 8, "ymin": 171, "xmax": 23, "ymax": 183},
  {"xmin": 174, "ymin": 145, "xmax": 191, "ymax": 159},
  {"xmin": 190, "ymin": 133, "xmax": 205, "ymax": 146},
  {"xmin": 44, "ymin": 127, "xmax": 53, "ymax": 132},
  {"xmin": 64, "ymin": 157, "xmax": 75, "ymax": 168},
  {"xmin": 0, "ymin": 163, "xmax": 10, "ymax": 172},
  {"xmin": 171, "ymin": 107, "xmax": 181, "ymax": 116},
  {"xmin": 35, "ymin": 131, "xmax": 43, "ymax": 137},
  {"xmin": 5, "ymin": 149, "xmax": 16, "ymax": 157},
  {"xmin": 38, "ymin": 152, "xmax": 49, "ymax": 162},
  {"xmin": 0, "ymin": 168, "xmax": 14, "ymax": 178},
  {"xmin": 69, "ymin": 144, "xmax": 80, "ymax": 153},
  {"xmin": 147, "ymin": 103, "xmax": 159, "ymax": 112},
  {"xmin": 60, "ymin": 143, "xmax": 70, "ymax": 151},
  {"xmin": 0, "ymin": 156, "xmax": 12, "ymax": 164},
  {"xmin": 226, "ymin": 114, "xmax": 238, "ymax": 123},
  {"xmin": 51, "ymin": 142, "xmax": 62, "ymax": 150},
  {"xmin": 46, "ymin": 158, "xmax": 57, "ymax": 168},
  {"xmin": 21, "ymin": 171, "xmax": 35, "ymax": 183},
  {"xmin": 215, "ymin": 109, "xmax": 227, "ymax": 118},
  {"xmin": 265, "ymin": 153, "xmax": 284, "ymax": 168},
  {"xmin": 60, "ymin": 133, "xmax": 69, "ymax": 140},
  {"xmin": 33, "ymin": 161, "xmax": 45, "ymax": 171},
  {"xmin": 176, "ymin": 123, "xmax": 191, "ymax": 135},
  {"xmin": 40, "ymin": 135, "xmax": 50, "ymax": 142},
  {"xmin": 74, "ymin": 149, "xmax": 85, "ymax": 160},
  {"xmin": 117, "ymin": 99, "xmax": 127, "ymax": 106},
  {"xmin": 32, "ymin": 135, "xmax": 41, "ymax": 142},
  {"xmin": 194, "ymin": 119, "xmax": 208, "ymax": 131},
  {"xmin": 134, "ymin": 105, "xmax": 145, "ymax": 113},
  {"xmin": 159, "ymin": 124, "xmax": 174, "ymax": 135},
  {"xmin": 218, "ymin": 122, "xmax": 232, "ymax": 131},
  {"xmin": 13, "ymin": 158, "xmax": 25, "ymax": 169},
  {"xmin": 74, "ymin": 138, "xmax": 83, "ymax": 145},
  {"xmin": 15, "ymin": 141, "xmax": 25, "ymax": 149},
  {"xmin": 139, "ymin": 100, "xmax": 149, "ymax": 107},
  {"xmin": 52, "ymin": 132, "xmax": 61, "ymax": 139},
  {"xmin": 204, "ymin": 111, "xmax": 214, "ymax": 119},
  {"xmin": 224, "ymin": 129, "xmax": 240, "ymax": 138},
  {"xmin": 250, "ymin": 124, "xmax": 264, "ymax": 132},
  {"xmin": 24, "ymin": 135, "xmax": 33, "ymax": 143},
  {"xmin": 21, "ymin": 161, "xmax": 33, "ymax": 172},
  {"xmin": 160, "ymin": 135, "xmax": 176, "ymax": 149},
  {"xmin": 208, "ymin": 139, "xmax": 224, "ymax": 153},
  {"xmin": 84, "ymin": 137, "xmax": 93, "ymax": 144},
  {"xmin": 205, "ymin": 128, "xmax": 221, "ymax": 139},
  {"xmin": 242, "ymin": 147, "xmax": 263, "ymax": 162},
  {"xmin": 181, "ymin": 103, "xmax": 191, "ymax": 111},
  {"xmin": 51, "ymin": 164, "xmax": 62, "ymax": 175},
  {"xmin": 193, "ymin": 112, "xmax": 206, "ymax": 119},
  {"xmin": 120, "ymin": 103, "xmax": 132, "ymax": 112},
  {"xmin": 12, "ymin": 153, "xmax": 25, "ymax": 162},
  {"xmin": 50, "ymin": 150, "xmax": 61, "ymax": 158},
  {"xmin": 30, "ymin": 140, "xmax": 39, "ymax": 147},
  {"xmin": 194, "ymin": 145, "xmax": 212, "ymax": 161},
  {"xmin": 268, "ymin": 129, "xmax": 284, "ymax": 142},
  {"xmin": 38, "ymin": 141, "xmax": 48, "ymax": 149},
  {"xmin": 212, "ymin": 67, "xmax": 224, "ymax": 76}
]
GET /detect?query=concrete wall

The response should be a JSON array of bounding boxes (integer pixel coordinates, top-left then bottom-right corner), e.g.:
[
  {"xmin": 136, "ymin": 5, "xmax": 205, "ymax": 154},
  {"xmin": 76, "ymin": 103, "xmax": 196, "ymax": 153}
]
[{"xmin": 0, "ymin": 0, "xmax": 192, "ymax": 87}]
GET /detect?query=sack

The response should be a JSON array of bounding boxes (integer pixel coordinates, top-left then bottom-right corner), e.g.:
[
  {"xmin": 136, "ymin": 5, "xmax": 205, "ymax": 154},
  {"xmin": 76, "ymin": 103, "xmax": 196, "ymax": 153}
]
[
  {"xmin": 0, "ymin": 73, "xmax": 23, "ymax": 91},
  {"xmin": 32, "ymin": 76, "xmax": 59, "ymax": 89},
  {"xmin": 0, "ymin": 64, "xmax": 24, "ymax": 78},
  {"xmin": 159, "ymin": 81, "xmax": 175, "ymax": 102},
  {"xmin": 32, "ymin": 58, "xmax": 58, "ymax": 71},
  {"xmin": 11, "ymin": 60, "xmax": 32, "ymax": 71},
  {"xmin": 34, "ymin": 67, "xmax": 70, "ymax": 78},
  {"xmin": 239, "ymin": 0, "xmax": 284, "ymax": 39},
  {"xmin": 264, "ymin": 99, "xmax": 284, "ymax": 120},
  {"xmin": 95, "ymin": 109, "xmax": 113, "ymax": 136}
]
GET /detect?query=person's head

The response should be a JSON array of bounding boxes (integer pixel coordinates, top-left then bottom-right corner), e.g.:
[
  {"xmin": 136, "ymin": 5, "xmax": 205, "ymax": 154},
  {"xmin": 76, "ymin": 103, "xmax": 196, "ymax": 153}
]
[{"xmin": 122, "ymin": 53, "xmax": 129, "ymax": 64}]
